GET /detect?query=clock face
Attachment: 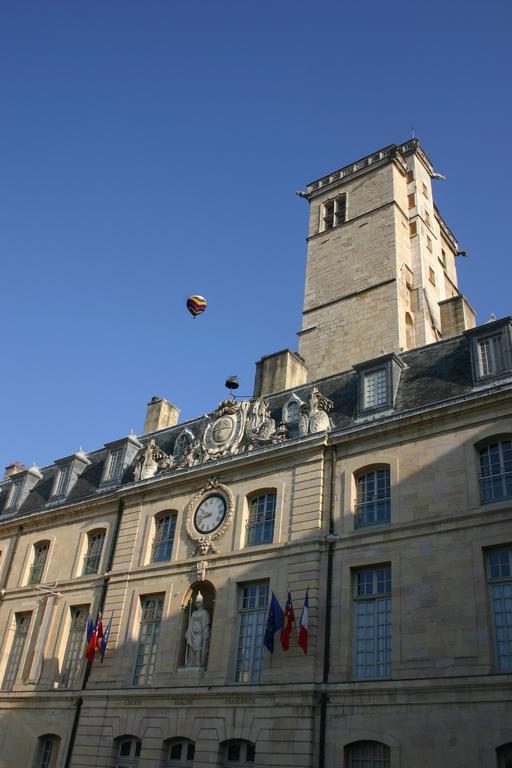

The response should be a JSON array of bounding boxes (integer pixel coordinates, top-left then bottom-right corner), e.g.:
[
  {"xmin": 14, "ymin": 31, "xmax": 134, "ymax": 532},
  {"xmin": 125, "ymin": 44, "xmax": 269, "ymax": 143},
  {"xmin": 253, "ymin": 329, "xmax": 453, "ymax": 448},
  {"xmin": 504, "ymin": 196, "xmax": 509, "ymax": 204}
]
[{"xmin": 194, "ymin": 494, "xmax": 227, "ymax": 534}]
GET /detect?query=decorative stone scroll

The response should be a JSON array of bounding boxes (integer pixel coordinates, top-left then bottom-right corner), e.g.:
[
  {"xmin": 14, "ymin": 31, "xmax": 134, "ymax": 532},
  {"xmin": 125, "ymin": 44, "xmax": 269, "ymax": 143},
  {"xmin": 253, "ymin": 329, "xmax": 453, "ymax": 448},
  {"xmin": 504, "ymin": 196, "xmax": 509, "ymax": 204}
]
[
  {"xmin": 299, "ymin": 387, "xmax": 333, "ymax": 436},
  {"xmin": 133, "ymin": 439, "xmax": 173, "ymax": 481}
]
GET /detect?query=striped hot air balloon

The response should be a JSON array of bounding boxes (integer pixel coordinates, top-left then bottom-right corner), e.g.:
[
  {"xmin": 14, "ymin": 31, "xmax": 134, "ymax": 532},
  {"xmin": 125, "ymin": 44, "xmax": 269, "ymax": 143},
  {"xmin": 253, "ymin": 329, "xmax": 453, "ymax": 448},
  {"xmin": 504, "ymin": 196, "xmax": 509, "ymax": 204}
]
[{"xmin": 186, "ymin": 295, "xmax": 207, "ymax": 318}]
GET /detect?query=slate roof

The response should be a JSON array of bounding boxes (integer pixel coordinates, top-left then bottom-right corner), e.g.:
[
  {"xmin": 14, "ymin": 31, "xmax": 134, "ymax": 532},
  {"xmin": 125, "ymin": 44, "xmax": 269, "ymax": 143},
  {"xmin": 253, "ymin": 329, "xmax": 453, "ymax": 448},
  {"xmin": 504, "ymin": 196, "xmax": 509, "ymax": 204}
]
[{"xmin": 1, "ymin": 325, "xmax": 510, "ymax": 522}]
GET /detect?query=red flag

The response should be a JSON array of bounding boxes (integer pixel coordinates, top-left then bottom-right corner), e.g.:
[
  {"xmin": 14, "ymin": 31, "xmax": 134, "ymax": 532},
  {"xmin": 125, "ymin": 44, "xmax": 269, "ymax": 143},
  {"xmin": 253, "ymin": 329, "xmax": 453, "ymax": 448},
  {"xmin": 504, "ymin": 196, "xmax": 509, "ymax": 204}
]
[
  {"xmin": 85, "ymin": 616, "xmax": 103, "ymax": 662},
  {"xmin": 280, "ymin": 590, "xmax": 295, "ymax": 651},
  {"xmin": 298, "ymin": 588, "xmax": 309, "ymax": 654}
]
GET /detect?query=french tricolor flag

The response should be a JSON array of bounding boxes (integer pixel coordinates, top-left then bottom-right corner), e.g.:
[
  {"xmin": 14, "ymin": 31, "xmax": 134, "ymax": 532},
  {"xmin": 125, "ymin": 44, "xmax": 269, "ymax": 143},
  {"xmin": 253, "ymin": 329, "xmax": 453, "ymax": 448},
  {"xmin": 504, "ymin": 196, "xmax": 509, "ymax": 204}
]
[{"xmin": 298, "ymin": 588, "xmax": 309, "ymax": 654}]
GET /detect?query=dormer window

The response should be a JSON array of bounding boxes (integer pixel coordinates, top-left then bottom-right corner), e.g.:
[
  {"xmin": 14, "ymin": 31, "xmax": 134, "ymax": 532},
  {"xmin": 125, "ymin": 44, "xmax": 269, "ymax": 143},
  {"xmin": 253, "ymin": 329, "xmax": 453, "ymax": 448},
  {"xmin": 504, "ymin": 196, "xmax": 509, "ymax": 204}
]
[
  {"xmin": 101, "ymin": 435, "xmax": 142, "ymax": 487},
  {"xmin": 363, "ymin": 368, "xmax": 388, "ymax": 409},
  {"xmin": 105, "ymin": 448, "xmax": 123, "ymax": 482},
  {"xmin": 354, "ymin": 353, "xmax": 406, "ymax": 417},
  {"xmin": 6, "ymin": 479, "xmax": 23, "ymax": 511},
  {"xmin": 54, "ymin": 464, "xmax": 71, "ymax": 497},
  {"xmin": 465, "ymin": 318, "xmax": 512, "ymax": 383}
]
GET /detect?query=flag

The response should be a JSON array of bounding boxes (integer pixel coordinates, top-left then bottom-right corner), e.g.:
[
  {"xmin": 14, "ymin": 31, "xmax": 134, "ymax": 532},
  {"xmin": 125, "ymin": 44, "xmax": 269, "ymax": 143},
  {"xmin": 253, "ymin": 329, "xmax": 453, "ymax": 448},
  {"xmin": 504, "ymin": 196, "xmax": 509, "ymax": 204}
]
[
  {"xmin": 85, "ymin": 615, "xmax": 103, "ymax": 663},
  {"xmin": 280, "ymin": 590, "xmax": 295, "ymax": 651},
  {"xmin": 86, "ymin": 614, "xmax": 94, "ymax": 643},
  {"xmin": 298, "ymin": 588, "xmax": 309, "ymax": 654},
  {"xmin": 263, "ymin": 592, "xmax": 284, "ymax": 653},
  {"xmin": 100, "ymin": 615, "xmax": 112, "ymax": 663}
]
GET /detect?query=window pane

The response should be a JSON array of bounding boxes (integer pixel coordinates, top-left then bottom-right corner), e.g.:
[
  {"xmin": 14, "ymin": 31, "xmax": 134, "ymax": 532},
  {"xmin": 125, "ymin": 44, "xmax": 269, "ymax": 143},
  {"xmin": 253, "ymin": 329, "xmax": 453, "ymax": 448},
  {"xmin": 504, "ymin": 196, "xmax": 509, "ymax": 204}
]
[
  {"xmin": 133, "ymin": 596, "xmax": 163, "ymax": 685},
  {"xmin": 364, "ymin": 369, "xmax": 388, "ymax": 409},
  {"xmin": 356, "ymin": 470, "xmax": 390, "ymax": 527},
  {"xmin": 354, "ymin": 569, "xmax": 391, "ymax": 679},
  {"xmin": 235, "ymin": 583, "xmax": 268, "ymax": 682},
  {"xmin": 61, "ymin": 606, "xmax": 88, "ymax": 687},
  {"xmin": 488, "ymin": 547, "xmax": 512, "ymax": 671},
  {"xmin": 152, "ymin": 514, "xmax": 177, "ymax": 562},
  {"xmin": 3, "ymin": 613, "xmax": 31, "ymax": 689},
  {"xmin": 246, "ymin": 493, "xmax": 276, "ymax": 546}
]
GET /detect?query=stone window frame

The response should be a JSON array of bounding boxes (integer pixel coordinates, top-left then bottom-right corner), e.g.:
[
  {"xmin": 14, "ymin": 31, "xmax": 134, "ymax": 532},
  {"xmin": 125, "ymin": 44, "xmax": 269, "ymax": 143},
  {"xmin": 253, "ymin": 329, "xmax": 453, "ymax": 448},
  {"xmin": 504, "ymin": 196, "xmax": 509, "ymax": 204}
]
[
  {"xmin": 132, "ymin": 594, "xmax": 165, "ymax": 686},
  {"xmin": 150, "ymin": 511, "xmax": 178, "ymax": 564},
  {"xmin": 320, "ymin": 193, "xmax": 347, "ymax": 232},
  {"xmin": 35, "ymin": 734, "xmax": 61, "ymax": 768},
  {"xmin": 352, "ymin": 564, "xmax": 392, "ymax": 680},
  {"xmin": 353, "ymin": 465, "xmax": 391, "ymax": 529},
  {"xmin": 222, "ymin": 739, "xmax": 256, "ymax": 765},
  {"xmin": 234, "ymin": 581, "xmax": 269, "ymax": 683},
  {"xmin": 345, "ymin": 740, "xmax": 390, "ymax": 768},
  {"xmin": 114, "ymin": 736, "xmax": 142, "ymax": 768},
  {"xmin": 353, "ymin": 353, "xmax": 406, "ymax": 417},
  {"xmin": 82, "ymin": 529, "xmax": 107, "ymax": 576},
  {"xmin": 165, "ymin": 738, "xmax": 195, "ymax": 766},
  {"xmin": 477, "ymin": 437, "xmax": 512, "ymax": 506},
  {"xmin": 60, "ymin": 605, "xmax": 89, "ymax": 688},
  {"xmin": 485, "ymin": 546, "xmax": 512, "ymax": 672},
  {"xmin": 465, "ymin": 318, "xmax": 512, "ymax": 384},
  {"xmin": 245, "ymin": 489, "xmax": 277, "ymax": 548},
  {"xmin": 1, "ymin": 611, "xmax": 32, "ymax": 690},
  {"xmin": 27, "ymin": 540, "xmax": 51, "ymax": 585}
]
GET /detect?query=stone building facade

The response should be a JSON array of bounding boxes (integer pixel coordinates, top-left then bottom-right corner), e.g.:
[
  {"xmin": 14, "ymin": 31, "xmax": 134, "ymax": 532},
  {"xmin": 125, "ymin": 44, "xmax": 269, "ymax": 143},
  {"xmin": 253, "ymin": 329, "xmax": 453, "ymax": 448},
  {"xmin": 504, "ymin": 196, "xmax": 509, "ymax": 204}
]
[{"xmin": 0, "ymin": 140, "xmax": 511, "ymax": 768}]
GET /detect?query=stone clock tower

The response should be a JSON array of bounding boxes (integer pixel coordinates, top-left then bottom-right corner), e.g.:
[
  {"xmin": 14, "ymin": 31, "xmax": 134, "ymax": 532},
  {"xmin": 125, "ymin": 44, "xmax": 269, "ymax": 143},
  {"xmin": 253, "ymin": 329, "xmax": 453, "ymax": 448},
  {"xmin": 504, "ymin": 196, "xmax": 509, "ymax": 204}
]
[{"xmin": 297, "ymin": 139, "xmax": 476, "ymax": 380}]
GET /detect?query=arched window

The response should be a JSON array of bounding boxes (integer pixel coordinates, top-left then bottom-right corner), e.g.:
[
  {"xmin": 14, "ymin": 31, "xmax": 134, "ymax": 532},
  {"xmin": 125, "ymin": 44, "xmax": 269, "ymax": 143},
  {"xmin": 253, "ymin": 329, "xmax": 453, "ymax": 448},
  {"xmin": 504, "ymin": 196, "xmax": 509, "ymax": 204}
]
[
  {"xmin": 35, "ymin": 734, "xmax": 60, "ymax": 768},
  {"xmin": 286, "ymin": 400, "xmax": 300, "ymax": 423},
  {"xmin": 346, "ymin": 741, "xmax": 390, "ymax": 768},
  {"xmin": 355, "ymin": 467, "xmax": 390, "ymax": 528},
  {"xmin": 166, "ymin": 738, "xmax": 195, "ymax": 765},
  {"xmin": 223, "ymin": 740, "xmax": 255, "ymax": 765},
  {"xmin": 82, "ymin": 529, "xmax": 106, "ymax": 575},
  {"xmin": 115, "ymin": 737, "xmax": 141, "ymax": 768},
  {"xmin": 497, "ymin": 743, "xmax": 512, "ymax": 768},
  {"xmin": 479, "ymin": 439, "xmax": 512, "ymax": 503},
  {"xmin": 246, "ymin": 491, "xmax": 276, "ymax": 546},
  {"xmin": 152, "ymin": 512, "xmax": 177, "ymax": 562},
  {"xmin": 28, "ymin": 541, "xmax": 50, "ymax": 584},
  {"xmin": 405, "ymin": 312, "xmax": 415, "ymax": 349}
]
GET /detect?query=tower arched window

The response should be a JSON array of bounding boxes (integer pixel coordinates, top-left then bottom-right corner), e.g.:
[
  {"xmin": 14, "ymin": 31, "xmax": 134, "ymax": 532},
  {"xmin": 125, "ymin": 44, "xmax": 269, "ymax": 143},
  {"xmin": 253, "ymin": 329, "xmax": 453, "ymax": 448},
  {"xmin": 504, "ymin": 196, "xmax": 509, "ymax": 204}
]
[
  {"xmin": 346, "ymin": 741, "xmax": 390, "ymax": 768},
  {"xmin": 405, "ymin": 312, "xmax": 415, "ymax": 349}
]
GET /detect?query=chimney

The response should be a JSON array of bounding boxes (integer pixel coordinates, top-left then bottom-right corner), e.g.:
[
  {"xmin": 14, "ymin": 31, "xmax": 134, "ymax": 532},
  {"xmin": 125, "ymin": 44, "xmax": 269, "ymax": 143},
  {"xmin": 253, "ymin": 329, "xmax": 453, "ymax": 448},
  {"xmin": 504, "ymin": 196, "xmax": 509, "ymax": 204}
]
[
  {"xmin": 253, "ymin": 349, "xmax": 308, "ymax": 398},
  {"xmin": 439, "ymin": 294, "xmax": 476, "ymax": 339},
  {"xmin": 3, "ymin": 461, "xmax": 26, "ymax": 480},
  {"xmin": 143, "ymin": 396, "xmax": 180, "ymax": 434}
]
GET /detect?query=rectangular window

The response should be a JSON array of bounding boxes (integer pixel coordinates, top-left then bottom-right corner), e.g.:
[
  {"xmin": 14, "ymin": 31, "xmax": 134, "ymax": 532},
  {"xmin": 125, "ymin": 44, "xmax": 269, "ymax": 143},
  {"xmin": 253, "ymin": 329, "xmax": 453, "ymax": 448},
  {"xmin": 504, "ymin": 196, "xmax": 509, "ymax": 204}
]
[
  {"xmin": 478, "ymin": 335, "xmax": 506, "ymax": 377},
  {"xmin": 406, "ymin": 170, "xmax": 414, "ymax": 183},
  {"xmin": 28, "ymin": 543, "xmax": 49, "ymax": 584},
  {"xmin": 409, "ymin": 221, "xmax": 417, "ymax": 236},
  {"xmin": 61, "ymin": 606, "xmax": 88, "ymax": 687},
  {"xmin": 246, "ymin": 493, "xmax": 276, "ymax": 546},
  {"xmin": 440, "ymin": 248, "xmax": 446, "ymax": 267},
  {"xmin": 355, "ymin": 469, "xmax": 391, "ymax": 527},
  {"xmin": 105, "ymin": 449, "xmax": 123, "ymax": 481},
  {"xmin": 487, "ymin": 547, "xmax": 512, "ymax": 671},
  {"xmin": 133, "ymin": 595, "xmax": 163, "ymax": 685},
  {"xmin": 7, "ymin": 480, "xmax": 23, "ymax": 510},
  {"xmin": 354, "ymin": 567, "xmax": 391, "ymax": 679},
  {"xmin": 83, "ymin": 531, "xmax": 106, "ymax": 575},
  {"xmin": 322, "ymin": 195, "xmax": 346, "ymax": 231},
  {"xmin": 407, "ymin": 193, "xmax": 415, "ymax": 209},
  {"xmin": 235, "ymin": 582, "xmax": 268, "ymax": 682},
  {"xmin": 480, "ymin": 441, "xmax": 512, "ymax": 503},
  {"xmin": 425, "ymin": 210, "xmax": 431, "ymax": 227},
  {"xmin": 428, "ymin": 266, "xmax": 436, "ymax": 284},
  {"xmin": 54, "ymin": 464, "xmax": 71, "ymax": 497},
  {"xmin": 426, "ymin": 236, "xmax": 433, "ymax": 253},
  {"xmin": 363, "ymin": 368, "xmax": 388, "ymax": 409},
  {"xmin": 422, "ymin": 182, "xmax": 429, "ymax": 198},
  {"xmin": 2, "ymin": 613, "xmax": 31, "ymax": 690},
  {"xmin": 152, "ymin": 514, "xmax": 177, "ymax": 562}
]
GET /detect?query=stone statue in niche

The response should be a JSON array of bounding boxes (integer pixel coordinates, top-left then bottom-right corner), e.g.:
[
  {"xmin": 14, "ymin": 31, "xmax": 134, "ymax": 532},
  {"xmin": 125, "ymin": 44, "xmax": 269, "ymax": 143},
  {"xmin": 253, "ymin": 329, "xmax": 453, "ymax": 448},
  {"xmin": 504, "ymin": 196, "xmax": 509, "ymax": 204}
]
[
  {"xmin": 185, "ymin": 591, "xmax": 211, "ymax": 668},
  {"xmin": 134, "ymin": 439, "xmax": 173, "ymax": 481},
  {"xmin": 299, "ymin": 387, "xmax": 334, "ymax": 436}
]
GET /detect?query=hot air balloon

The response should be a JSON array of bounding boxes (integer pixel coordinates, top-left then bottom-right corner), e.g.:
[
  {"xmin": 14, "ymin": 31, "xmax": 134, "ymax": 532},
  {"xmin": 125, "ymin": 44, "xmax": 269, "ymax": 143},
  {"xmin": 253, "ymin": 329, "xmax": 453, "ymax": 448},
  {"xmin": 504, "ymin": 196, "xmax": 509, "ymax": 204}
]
[{"xmin": 186, "ymin": 295, "xmax": 207, "ymax": 318}]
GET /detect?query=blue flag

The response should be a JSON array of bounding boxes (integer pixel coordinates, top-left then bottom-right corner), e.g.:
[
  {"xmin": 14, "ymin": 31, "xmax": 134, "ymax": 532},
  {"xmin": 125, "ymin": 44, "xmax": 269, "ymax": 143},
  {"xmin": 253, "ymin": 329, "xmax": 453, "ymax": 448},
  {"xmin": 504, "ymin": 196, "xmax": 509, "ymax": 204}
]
[
  {"xmin": 264, "ymin": 592, "xmax": 284, "ymax": 653},
  {"xmin": 100, "ymin": 615, "xmax": 112, "ymax": 662},
  {"xmin": 86, "ymin": 614, "xmax": 94, "ymax": 643}
]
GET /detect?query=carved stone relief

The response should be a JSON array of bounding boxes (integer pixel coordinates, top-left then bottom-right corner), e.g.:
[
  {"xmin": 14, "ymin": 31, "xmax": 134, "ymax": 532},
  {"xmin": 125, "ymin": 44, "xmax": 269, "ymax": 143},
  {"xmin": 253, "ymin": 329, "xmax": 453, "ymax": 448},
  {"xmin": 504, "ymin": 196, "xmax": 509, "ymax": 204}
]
[{"xmin": 299, "ymin": 387, "xmax": 333, "ymax": 436}]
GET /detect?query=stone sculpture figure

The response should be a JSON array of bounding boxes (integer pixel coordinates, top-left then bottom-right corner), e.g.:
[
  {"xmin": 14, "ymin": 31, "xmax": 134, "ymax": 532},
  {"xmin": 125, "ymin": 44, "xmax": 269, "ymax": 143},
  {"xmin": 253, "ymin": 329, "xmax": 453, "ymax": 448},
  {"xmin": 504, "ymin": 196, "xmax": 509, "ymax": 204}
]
[
  {"xmin": 299, "ymin": 386, "xmax": 334, "ymax": 436},
  {"xmin": 185, "ymin": 592, "xmax": 211, "ymax": 668},
  {"xmin": 134, "ymin": 439, "xmax": 173, "ymax": 481}
]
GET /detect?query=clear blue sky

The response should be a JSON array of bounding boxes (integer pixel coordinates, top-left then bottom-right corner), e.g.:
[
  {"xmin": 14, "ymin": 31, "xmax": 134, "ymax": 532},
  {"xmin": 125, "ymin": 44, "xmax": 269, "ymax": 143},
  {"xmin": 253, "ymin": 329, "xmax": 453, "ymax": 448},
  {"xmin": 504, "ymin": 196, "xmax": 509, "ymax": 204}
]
[{"xmin": 1, "ymin": 0, "xmax": 510, "ymax": 471}]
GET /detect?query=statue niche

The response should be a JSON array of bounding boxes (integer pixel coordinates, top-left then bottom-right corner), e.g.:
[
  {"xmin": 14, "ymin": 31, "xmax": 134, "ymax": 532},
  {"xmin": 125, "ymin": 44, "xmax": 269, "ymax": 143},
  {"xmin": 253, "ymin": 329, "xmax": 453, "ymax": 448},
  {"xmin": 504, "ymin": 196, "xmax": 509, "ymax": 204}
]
[{"xmin": 181, "ymin": 581, "xmax": 215, "ymax": 670}]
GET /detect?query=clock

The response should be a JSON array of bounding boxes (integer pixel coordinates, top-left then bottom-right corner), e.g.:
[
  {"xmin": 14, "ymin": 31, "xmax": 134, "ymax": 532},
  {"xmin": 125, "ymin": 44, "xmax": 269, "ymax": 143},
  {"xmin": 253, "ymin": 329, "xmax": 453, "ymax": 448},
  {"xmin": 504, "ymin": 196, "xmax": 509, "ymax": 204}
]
[{"xmin": 193, "ymin": 494, "xmax": 227, "ymax": 534}]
